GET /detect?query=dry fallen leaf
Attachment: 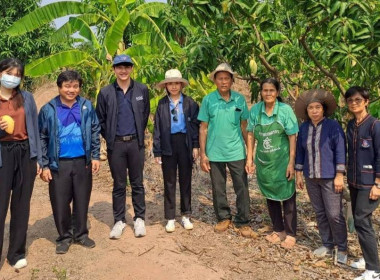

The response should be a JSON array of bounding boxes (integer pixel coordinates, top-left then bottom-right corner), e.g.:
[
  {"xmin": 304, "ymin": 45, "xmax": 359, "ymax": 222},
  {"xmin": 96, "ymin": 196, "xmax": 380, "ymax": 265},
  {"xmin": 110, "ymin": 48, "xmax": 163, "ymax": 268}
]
[
  {"xmin": 313, "ymin": 260, "xmax": 328, "ymax": 268},
  {"xmin": 257, "ymin": 225, "xmax": 272, "ymax": 233}
]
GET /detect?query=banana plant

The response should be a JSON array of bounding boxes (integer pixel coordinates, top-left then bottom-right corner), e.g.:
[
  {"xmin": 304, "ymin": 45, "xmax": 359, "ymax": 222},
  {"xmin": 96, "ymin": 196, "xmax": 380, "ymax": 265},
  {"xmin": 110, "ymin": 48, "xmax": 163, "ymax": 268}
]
[{"xmin": 6, "ymin": 0, "xmax": 172, "ymax": 98}]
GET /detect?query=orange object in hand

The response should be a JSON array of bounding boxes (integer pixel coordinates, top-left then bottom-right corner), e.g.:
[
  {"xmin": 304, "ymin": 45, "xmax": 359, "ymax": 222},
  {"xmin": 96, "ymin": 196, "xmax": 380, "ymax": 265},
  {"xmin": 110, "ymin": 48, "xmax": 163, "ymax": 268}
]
[{"xmin": 1, "ymin": 115, "xmax": 15, "ymax": 134}]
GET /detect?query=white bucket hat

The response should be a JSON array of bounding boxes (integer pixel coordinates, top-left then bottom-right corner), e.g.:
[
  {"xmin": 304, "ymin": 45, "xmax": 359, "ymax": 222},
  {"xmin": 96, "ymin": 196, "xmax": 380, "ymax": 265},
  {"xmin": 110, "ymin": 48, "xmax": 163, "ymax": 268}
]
[
  {"xmin": 156, "ymin": 69, "xmax": 189, "ymax": 89},
  {"xmin": 209, "ymin": 63, "xmax": 237, "ymax": 82}
]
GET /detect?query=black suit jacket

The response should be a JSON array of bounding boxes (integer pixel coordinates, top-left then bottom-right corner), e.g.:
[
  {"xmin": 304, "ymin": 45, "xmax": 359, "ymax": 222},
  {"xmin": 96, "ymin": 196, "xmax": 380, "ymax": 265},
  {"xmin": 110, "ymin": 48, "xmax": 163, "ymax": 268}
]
[
  {"xmin": 96, "ymin": 80, "xmax": 150, "ymax": 150},
  {"xmin": 153, "ymin": 94, "xmax": 200, "ymax": 160}
]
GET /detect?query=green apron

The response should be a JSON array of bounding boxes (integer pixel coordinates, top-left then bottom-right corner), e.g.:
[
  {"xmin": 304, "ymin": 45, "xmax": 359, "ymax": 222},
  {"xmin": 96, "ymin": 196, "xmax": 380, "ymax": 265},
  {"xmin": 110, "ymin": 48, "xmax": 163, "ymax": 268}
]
[{"xmin": 254, "ymin": 104, "xmax": 295, "ymax": 201}]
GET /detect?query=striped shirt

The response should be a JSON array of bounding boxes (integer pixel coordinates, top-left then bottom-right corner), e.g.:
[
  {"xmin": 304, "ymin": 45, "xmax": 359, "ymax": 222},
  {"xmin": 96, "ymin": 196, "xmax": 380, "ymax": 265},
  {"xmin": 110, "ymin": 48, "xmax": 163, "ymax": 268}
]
[{"xmin": 295, "ymin": 118, "xmax": 345, "ymax": 178}]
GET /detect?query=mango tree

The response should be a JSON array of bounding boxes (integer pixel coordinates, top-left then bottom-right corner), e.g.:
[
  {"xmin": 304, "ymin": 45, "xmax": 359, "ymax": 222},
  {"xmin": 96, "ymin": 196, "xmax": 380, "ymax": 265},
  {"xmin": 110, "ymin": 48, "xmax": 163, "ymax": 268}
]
[{"xmin": 170, "ymin": 0, "xmax": 380, "ymax": 121}]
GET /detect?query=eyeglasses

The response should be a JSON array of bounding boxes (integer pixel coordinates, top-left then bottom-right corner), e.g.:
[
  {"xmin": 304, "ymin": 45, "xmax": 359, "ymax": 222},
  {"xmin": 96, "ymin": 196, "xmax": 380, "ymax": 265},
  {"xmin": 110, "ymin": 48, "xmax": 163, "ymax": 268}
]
[
  {"xmin": 346, "ymin": 98, "xmax": 364, "ymax": 105},
  {"xmin": 171, "ymin": 108, "xmax": 178, "ymax": 122}
]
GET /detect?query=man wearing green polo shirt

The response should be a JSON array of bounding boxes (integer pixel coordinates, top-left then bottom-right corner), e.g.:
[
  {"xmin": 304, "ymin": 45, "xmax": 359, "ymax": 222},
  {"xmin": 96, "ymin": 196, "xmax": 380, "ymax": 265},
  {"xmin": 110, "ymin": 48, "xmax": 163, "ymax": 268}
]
[{"xmin": 198, "ymin": 63, "xmax": 256, "ymax": 238}]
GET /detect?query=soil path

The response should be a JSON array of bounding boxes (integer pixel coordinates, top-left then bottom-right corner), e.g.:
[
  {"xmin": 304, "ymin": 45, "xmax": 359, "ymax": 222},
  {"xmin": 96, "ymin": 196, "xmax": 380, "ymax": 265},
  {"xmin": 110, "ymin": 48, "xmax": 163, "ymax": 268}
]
[
  {"xmin": 0, "ymin": 158, "xmax": 364, "ymax": 280},
  {"xmin": 1, "ymin": 170, "xmax": 224, "ymax": 280}
]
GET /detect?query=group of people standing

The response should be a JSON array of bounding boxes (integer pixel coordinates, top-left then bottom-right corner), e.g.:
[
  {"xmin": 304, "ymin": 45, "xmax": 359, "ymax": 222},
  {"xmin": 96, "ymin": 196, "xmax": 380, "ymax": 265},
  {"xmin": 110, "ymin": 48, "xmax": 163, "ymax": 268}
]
[
  {"xmin": 0, "ymin": 55, "xmax": 150, "ymax": 270},
  {"xmin": 0, "ymin": 55, "xmax": 379, "ymax": 280}
]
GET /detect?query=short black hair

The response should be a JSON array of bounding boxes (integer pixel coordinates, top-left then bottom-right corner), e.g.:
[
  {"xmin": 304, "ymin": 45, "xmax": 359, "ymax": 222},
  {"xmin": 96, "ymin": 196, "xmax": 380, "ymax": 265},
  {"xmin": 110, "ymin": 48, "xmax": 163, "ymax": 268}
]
[
  {"xmin": 344, "ymin": 86, "xmax": 369, "ymax": 100},
  {"xmin": 57, "ymin": 70, "xmax": 83, "ymax": 88}
]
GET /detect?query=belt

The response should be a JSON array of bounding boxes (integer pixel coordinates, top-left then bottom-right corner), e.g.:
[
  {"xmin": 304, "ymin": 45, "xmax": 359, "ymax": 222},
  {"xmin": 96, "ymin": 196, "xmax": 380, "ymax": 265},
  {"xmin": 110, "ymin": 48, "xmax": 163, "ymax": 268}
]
[
  {"xmin": 115, "ymin": 134, "xmax": 137, "ymax": 142},
  {"xmin": 59, "ymin": 156, "xmax": 85, "ymax": 161},
  {"xmin": 0, "ymin": 139, "xmax": 29, "ymax": 145}
]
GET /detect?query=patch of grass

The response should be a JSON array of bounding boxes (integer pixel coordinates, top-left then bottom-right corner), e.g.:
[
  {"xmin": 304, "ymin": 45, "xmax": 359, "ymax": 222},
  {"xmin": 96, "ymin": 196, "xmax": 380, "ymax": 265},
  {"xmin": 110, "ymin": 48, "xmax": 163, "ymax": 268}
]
[
  {"xmin": 30, "ymin": 268, "xmax": 39, "ymax": 280},
  {"xmin": 52, "ymin": 266, "xmax": 67, "ymax": 280}
]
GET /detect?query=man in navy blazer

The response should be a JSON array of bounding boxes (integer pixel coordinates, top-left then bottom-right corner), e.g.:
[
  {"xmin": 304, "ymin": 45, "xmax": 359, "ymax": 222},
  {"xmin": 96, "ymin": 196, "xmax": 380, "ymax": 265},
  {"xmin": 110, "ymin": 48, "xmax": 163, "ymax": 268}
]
[{"xmin": 96, "ymin": 55, "xmax": 150, "ymax": 239}]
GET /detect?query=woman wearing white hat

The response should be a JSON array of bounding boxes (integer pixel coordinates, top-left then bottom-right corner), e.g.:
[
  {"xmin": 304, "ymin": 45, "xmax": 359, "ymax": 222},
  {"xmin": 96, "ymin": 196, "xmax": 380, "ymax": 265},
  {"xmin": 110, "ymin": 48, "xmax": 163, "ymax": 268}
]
[{"xmin": 153, "ymin": 69, "xmax": 200, "ymax": 232}]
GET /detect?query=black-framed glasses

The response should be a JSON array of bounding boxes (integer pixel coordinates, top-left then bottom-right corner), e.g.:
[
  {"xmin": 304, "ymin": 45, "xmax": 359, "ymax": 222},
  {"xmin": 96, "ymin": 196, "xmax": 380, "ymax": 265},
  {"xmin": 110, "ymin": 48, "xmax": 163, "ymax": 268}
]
[
  {"xmin": 171, "ymin": 108, "xmax": 178, "ymax": 122},
  {"xmin": 346, "ymin": 98, "xmax": 364, "ymax": 105}
]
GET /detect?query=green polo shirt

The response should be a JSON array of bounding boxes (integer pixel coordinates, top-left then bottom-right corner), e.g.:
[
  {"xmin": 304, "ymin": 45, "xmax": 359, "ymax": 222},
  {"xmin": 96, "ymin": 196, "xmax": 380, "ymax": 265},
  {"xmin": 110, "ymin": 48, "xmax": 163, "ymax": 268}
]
[
  {"xmin": 198, "ymin": 90, "xmax": 249, "ymax": 162},
  {"xmin": 247, "ymin": 100, "xmax": 299, "ymax": 135}
]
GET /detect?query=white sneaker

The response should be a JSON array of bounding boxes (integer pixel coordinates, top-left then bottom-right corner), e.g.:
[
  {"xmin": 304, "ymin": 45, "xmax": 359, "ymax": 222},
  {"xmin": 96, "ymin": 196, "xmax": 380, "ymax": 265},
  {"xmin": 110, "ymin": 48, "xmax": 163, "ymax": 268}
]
[
  {"xmin": 109, "ymin": 221, "xmax": 126, "ymax": 239},
  {"xmin": 134, "ymin": 218, "xmax": 146, "ymax": 237},
  {"xmin": 354, "ymin": 270, "xmax": 380, "ymax": 280},
  {"xmin": 351, "ymin": 258, "xmax": 366, "ymax": 270},
  {"xmin": 13, "ymin": 258, "xmax": 27, "ymax": 269},
  {"xmin": 181, "ymin": 216, "xmax": 193, "ymax": 230},
  {"xmin": 165, "ymin": 219, "xmax": 176, "ymax": 233},
  {"xmin": 337, "ymin": 251, "xmax": 348, "ymax": 265},
  {"xmin": 313, "ymin": 246, "xmax": 332, "ymax": 257}
]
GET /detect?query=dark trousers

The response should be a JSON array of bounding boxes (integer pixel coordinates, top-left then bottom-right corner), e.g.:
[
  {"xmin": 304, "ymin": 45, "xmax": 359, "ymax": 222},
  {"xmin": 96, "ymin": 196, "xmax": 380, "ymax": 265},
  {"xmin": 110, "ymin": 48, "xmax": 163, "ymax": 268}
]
[
  {"xmin": 209, "ymin": 159, "xmax": 249, "ymax": 227},
  {"xmin": 266, "ymin": 192, "xmax": 297, "ymax": 236},
  {"xmin": 49, "ymin": 158, "xmax": 92, "ymax": 244},
  {"xmin": 350, "ymin": 185, "xmax": 380, "ymax": 271},
  {"xmin": 108, "ymin": 139, "xmax": 145, "ymax": 223},
  {"xmin": 0, "ymin": 141, "xmax": 36, "ymax": 265},
  {"xmin": 305, "ymin": 178, "xmax": 347, "ymax": 251},
  {"xmin": 161, "ymin": 134, "xmax": 192, "ymax": 220}
]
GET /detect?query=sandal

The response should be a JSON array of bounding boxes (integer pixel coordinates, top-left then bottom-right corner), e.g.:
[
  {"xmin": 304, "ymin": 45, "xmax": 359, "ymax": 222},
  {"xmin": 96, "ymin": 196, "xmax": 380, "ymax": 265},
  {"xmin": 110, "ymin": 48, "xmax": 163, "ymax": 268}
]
[
  {"xmin": 265, "ymin": 231, "xmax": 286, "ymax": 244},
  {"xmin": 280, "ymin": 235, "xmax": 296, "ymax": 249}
]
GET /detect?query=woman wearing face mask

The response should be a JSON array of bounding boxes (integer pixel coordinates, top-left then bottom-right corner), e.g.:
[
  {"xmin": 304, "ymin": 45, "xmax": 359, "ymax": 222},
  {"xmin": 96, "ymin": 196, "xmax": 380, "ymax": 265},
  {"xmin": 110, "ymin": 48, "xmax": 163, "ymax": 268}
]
[
  {"xmin": 0, "ymin": 58, "xmax": 41, "ymax": 269},
  {"xmin": 294, "ymin": 89, "xmax": 348, "ymax": 264},
  {"xmin": 246, "ymin": 78, "xmax": 299, "ymax": 249},
  {"xmin": 345, "ymin": 87, "xmax": 380, "ymax": 280},
  {"xmin": 153, "ymin": 69, "xmax": 199, "ymax": 233}
]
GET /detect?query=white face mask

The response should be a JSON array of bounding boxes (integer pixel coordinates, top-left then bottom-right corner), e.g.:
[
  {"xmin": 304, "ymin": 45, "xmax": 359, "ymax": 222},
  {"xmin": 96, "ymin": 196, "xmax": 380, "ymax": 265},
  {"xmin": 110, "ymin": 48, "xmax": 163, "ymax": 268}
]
[{"xmin": 1, "ymin": 73, "xmax": 21, "ymax": 89}]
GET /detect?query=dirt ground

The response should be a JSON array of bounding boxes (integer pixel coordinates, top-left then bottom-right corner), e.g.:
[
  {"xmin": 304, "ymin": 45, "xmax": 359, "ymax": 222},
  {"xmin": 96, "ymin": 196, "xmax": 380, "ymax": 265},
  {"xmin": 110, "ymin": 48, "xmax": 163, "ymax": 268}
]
[
  {"xmin": 1, "ymin": 156, "xmax": 374, "ymax": 280},
  {"xmin": 0, "ymin": 81, "xmax": 377, "ymax": 279}
]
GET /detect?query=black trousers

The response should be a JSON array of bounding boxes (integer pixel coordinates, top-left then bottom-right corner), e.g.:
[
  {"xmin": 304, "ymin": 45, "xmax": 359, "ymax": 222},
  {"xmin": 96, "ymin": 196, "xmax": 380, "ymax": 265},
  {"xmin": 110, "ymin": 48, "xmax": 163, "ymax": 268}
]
[
  {"xmin": 266, "ymin": 192, "xmax": 297, "ymax": 236},
  {"xmin": 350, "ymin": 185, "xmax": 380, "ymax": 271},
  {"xmin": 49, "ymin": 158, "xmax": 92, "ymax": 244},
  {"xmin": 108, "ymin": 138, "xmax": 145, "ymax": 223},
  {"xmin": 161, "ymin": 134, "xmax": 192, "ymax": 220},
  {"xmin": 209, "ymin": 160, "xmax": 250, "ymax": 227},
  {"xmin": 0, "ymin": 141, "xmax": 36, "ymax": 265}
]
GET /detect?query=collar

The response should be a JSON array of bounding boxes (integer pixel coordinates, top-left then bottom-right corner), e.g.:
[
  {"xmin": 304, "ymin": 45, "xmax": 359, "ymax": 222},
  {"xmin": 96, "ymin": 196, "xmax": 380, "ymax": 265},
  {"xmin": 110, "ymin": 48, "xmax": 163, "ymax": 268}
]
[
  {"xmin": 261, "ymin": 99, "xmax": 279, "ymax": 117},
  {"xmin": 308, "ymin": 117, "xmax": 326, "ymax": 127},
  {"xmin": 355, "ymin": 113, "xmax": 370, "ymax": 127},
  {"xmin": 55, "ymin": 96, "xmax": 79, "ymax": 108},
  {"xmin": 168, "ymin": 93, "xmax": 183, "ymax": 104},
  {"xmin": 216, "ymin": 90, "xmax": 235, "ymax": 102},
  {"xmin": 0, "ymin": 90, "xmax": 18, "ymax": 101},
  {"xmin": 114, "ymin": 79, "xmax": 134, "ymax": 92}
]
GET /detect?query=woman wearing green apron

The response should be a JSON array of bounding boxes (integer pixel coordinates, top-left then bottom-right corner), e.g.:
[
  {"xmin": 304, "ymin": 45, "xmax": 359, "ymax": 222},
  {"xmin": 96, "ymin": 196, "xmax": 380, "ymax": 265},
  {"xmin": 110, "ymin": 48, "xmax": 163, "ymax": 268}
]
[{"xmin": 246, "ymin": 78, "xmax": 299, "ymax": 249}]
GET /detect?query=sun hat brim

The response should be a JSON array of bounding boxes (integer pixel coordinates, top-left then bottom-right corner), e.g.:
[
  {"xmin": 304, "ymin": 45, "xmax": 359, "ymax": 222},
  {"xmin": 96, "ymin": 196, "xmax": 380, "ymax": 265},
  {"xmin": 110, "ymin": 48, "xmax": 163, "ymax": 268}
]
[
  {"xmin": 295, "ymin": 89, "xmax": 337, "ymax": 120},
  {"xmin": 156, "ymin": 77, "xmax": 189, "ymax": 89},
  {"xmin": 208, "ymin": 70, "xmax": 237, "ymax": 82}
]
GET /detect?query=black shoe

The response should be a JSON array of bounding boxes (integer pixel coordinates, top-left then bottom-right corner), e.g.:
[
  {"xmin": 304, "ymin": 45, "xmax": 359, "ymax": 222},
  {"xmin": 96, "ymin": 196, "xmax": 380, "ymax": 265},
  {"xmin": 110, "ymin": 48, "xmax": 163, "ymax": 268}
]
[
  {"xmin": 75, "ymin": 237, "xmax": 95, "ymax": 248},
  {"xmin": 56, "ymin": 241, "xmax": 72, "ymax": 254}
]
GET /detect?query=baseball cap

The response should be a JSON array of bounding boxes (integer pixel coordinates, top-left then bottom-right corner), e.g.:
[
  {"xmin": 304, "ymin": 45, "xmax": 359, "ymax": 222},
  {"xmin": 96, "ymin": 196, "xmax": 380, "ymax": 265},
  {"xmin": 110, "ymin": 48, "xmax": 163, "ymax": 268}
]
[{"xmin": 112, "ymin": 54, "xmax": 133, "ymax": 66}]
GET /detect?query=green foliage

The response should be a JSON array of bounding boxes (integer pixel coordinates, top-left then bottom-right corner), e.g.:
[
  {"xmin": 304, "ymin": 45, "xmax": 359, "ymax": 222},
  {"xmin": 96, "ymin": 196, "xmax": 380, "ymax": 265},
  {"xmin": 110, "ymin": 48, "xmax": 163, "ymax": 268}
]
[
  {"xmin": 6, "ymin": 0, "xmax": 173, "ymax": 100},
  {"xmin": 169, "ymin": 0, "xmax": 380, "ymax": 122},
  {"xmin": 0, "ymin": 0, "xmax": 67, "ymax": 90},
  {"xmin": 0, "ymin": 0, "xmax": 64, "ymax": 63},
  {"xmin": 5, "ymin": 0, "xmax": 380, "ymax": 120}
]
